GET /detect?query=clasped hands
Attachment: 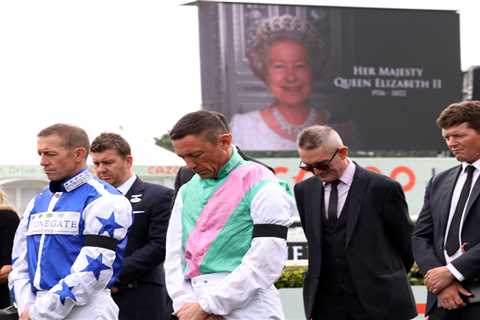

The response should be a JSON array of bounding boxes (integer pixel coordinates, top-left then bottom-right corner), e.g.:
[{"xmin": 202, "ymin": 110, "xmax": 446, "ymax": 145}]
[
  {"xmin": 425, "ymin": 266, "xmax": 472, "ymax": 310},
  {"xmin": 175, "ymin": 303, "xmax": 223, "ymax": 320},
  {"xmin": 19, "ymin": 310, "xmax": 30, "ymax": 320},
  {"xmin": 0, "ymin": 265, "xmax": 12, "ymax": 284}
]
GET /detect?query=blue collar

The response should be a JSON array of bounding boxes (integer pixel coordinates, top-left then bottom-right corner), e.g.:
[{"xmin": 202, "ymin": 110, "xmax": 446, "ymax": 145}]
[{"xmin": 49, "ymin": 168, "xmax": 91, "ymax": 193}]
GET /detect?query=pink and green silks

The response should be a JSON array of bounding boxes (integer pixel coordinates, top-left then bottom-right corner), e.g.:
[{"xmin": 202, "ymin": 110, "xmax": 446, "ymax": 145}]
[{"xmin": 179, "ymin": 149, "xmax": 290, "ymax": 278}]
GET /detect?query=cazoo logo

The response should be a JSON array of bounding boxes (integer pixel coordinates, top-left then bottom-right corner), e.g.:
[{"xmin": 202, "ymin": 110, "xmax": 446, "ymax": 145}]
[{"xmin": 275, "ymin": 165, "xmax": 416, "ymax": 192}]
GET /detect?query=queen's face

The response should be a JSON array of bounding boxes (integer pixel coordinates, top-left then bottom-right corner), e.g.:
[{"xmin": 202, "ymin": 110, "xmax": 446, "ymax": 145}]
[{"xmin": 265, "ymin": 40, "xmax": 312, "ymax": 108}]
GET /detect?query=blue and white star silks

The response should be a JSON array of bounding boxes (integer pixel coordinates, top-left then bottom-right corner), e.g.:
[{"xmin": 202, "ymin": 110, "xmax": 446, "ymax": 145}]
[
  {"xmin": 9, "ymin": 169, "xmax": 132, "ymax": 319},
  {"xmin": 55, "ymin": 282, "xmax": 77, "ymax": 305},
  {"xmin": 97, "ymin": 212, "xmax": 124, "ymax": 237},
  {"xmin": 81, "ymin": 253, "xmax": 110, "ymax": 280}
]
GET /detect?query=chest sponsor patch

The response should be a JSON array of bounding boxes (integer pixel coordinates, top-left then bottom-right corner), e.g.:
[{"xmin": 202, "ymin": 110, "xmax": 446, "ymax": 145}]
[{"xmin": 26, "ymin": 211, "xmax": 81, "ymax": 235}]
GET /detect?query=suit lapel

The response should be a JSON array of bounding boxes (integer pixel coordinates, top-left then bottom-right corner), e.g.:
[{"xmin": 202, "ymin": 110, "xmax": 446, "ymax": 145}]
[
  {"xmin": 437, "ymin": 167, "xmax": 461, "ymax": 238},
  {"xmin": 307, "ymin": 177, "xmax": 324, "ymax": 242},
  {"xmin": 345, "ymin": 165, "xmax": 368, "ymax": 248},
  {"xmin": 464, "ymin": 170, "xmax": 480, "ymax": 219},
  {"xmin": 125, "ymin": 177, "xmax": 145, "ymax": 210}
]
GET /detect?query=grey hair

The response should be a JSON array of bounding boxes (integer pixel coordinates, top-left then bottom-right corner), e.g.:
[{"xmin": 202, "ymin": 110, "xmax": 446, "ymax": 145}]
[
  {"xmin": 297, "ymin": 125, "xmax": 342, "ymax": 150},
  {"xmin": 247, "ymin": 14, "xmax": 329, "ymax": 82},
  {"xmin": 37, "ymin": 123, "xmax": 90, "ymax": 159}
]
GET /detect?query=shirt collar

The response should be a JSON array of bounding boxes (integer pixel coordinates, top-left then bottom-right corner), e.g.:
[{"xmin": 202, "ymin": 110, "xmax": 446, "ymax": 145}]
[
  {"xmin": 49, "ymin": 168, "xmax": 91, "ymax": 193},
  {"xmin": 322, "ymin": 158, "xmax": 355, "ymax": 187},
  {"xmin": 117, "ymin": 174, "xmax": 137, "ymax": 195},
  {"xmin": 461, "ymin": 159, "xmax": 480, "ymax": 173},
  {"xmin": 340, "ymin": 158, "xmax": 356, "ymax": 186}
]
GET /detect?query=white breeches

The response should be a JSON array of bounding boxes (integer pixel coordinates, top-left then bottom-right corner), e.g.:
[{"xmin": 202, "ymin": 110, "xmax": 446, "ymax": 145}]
[{"xmin": 190, "ymin": 273, "xmax": 284, "ymax": 320}]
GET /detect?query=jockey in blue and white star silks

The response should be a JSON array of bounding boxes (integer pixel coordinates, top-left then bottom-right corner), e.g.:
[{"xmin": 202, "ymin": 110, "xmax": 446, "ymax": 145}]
[{"xmin": 9, "ymin": 168, "xmax": 132, "ymax": 319}]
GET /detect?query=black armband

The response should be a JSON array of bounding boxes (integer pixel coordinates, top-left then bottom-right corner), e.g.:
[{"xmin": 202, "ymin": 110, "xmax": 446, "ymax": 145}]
[
  {"xmin": 85, "ymin": 235, "xmax": 118, "ymax": 251},
  {"xmin": 252, "ymin": 224, "xmax": 288, "ymax": 239}
]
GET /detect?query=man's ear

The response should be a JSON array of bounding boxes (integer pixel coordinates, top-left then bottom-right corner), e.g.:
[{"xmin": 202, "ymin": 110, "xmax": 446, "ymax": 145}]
[
  {"xmin": 339, "ymin": 146, "xmax": 349, "ymax": 158},
  {"xmin": 125, "ymin": 155, "xmax": 133, "ymax": 168},
  {"xmin": 219, "ymin": 133, "xmax": 232, "ymax": 148},
  {"xmin": 73, "ymin": 147, "xmax": 88, "ymax": 163}
]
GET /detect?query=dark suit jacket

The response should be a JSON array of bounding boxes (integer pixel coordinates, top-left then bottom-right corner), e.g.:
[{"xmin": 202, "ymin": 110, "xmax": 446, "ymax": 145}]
[
  {"xmin": 294, "ymin": 164, "xmax": 416, "ymax": 320},
  {"xmin": 413, "ymin": 165, "xmax": 480, "ymax": 314},
  {"xmin": 117, "ymin": 177, "xmax": 173, "ymax": 285},
  {"xmin": 113, "ymin": 177, "xmax": 173, "ymax": 320}
]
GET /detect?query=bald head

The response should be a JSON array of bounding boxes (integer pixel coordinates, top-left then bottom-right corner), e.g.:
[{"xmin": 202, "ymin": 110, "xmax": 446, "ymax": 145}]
[
  {"xmin": 297, "ymin": 125, "xmax": 345, "ymax": 152},
  {"xmin": 296, "ymin": 125, "xmax": 349, "ymax": 182}
]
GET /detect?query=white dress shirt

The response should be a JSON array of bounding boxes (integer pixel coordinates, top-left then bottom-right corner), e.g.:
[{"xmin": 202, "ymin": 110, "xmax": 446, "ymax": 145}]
[
  {"xmin": 323, "ymin": 158, "xmax": 356, "ymax": 218},
  {"xmin": 117, "ymin": 174, "xmax": 136, "ymax": 196},
  {"xmin": 444, "ymin": 159, "xmax": 480, "ymax": 280}
]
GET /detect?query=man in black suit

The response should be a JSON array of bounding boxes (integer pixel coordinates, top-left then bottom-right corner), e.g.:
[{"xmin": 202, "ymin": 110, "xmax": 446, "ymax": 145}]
[
  {"xmin": 91, "ymin": 133, "xmax": 174, "ymax": 320},
  {"xmin": 294, "ymin": 125, "xmax": 416, "ymax": 320},
  {"xmin": 413, "ymin": 101, "xmax": 480, "ymax": 319}
]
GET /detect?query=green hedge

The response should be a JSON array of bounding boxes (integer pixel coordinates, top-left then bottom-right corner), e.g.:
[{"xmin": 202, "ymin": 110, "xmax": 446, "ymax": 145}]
[
  {"xmin": 408, "ymin": 263, "xmax": 424, "ymax": 286},
  {"xmin": 275, "ymin": 264, "xmax": 424, "ymax": 289},
  {"xmin": 275, "ymin": 266, "xmax": 306, "ymax": 289}
]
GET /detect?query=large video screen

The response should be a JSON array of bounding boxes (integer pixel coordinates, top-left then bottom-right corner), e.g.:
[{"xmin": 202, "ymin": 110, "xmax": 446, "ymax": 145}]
[{"xmin": 198, "ymin": 2, "xmax": 461, "ymax": 152}]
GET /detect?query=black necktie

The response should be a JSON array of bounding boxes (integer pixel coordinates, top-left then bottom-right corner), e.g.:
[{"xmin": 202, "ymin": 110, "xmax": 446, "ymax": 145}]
[
  {"xmin": 445, "ymin": 165, "xmax": 476, "ymax": 256},
  {"xmin": 327, "ymin": 180, "xmax": 340, "ymax": 223}
]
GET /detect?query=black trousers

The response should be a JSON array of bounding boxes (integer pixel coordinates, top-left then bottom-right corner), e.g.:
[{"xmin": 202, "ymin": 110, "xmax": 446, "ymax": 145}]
[
  {"xmin": 428, "ymin": 303, "xmax": 480, "ymax": 320},
  {"xmin": 0, "ymin": 284, "xmax": 10, "ymax": 309},
  {"xmin": 312, "ymin": 289, "xmax": 369, "ymax": 320},
  {"xmin": 112, "ymin": 283, "xmax": 172, "ymax": 320}
]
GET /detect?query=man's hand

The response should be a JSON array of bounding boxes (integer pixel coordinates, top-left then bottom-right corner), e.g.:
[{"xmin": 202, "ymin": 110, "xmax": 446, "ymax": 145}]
[
  {"xmin": 205, "ymin": 315, "xmax": 224, "ymax": 320},
  {"xmin": 437, "ymin": 281, "xmax": 471, "ymax": 310},
  {"xmin": 425, "ymin": 266, "xmax": 454, "ymax": 294},
  {"xmin": 111, "ymin": 286, "xmax": 119, "ymax": 294},
  {"xmin": 176, "ymin": 303, "xmax": 209, "ymax": 320},
  {"xmin": 0, "ymin": 265, "xmax": 12, "ymax": 284},
  {"xmin": 19, "ymin": 310, "xmax": 31, "ymax": 320}
]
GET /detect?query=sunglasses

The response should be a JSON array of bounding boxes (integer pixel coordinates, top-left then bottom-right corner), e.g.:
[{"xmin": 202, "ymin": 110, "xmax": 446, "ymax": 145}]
[{"xmin": 299, "ymin": 149, "xmax": 339, "ymax": 172}]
